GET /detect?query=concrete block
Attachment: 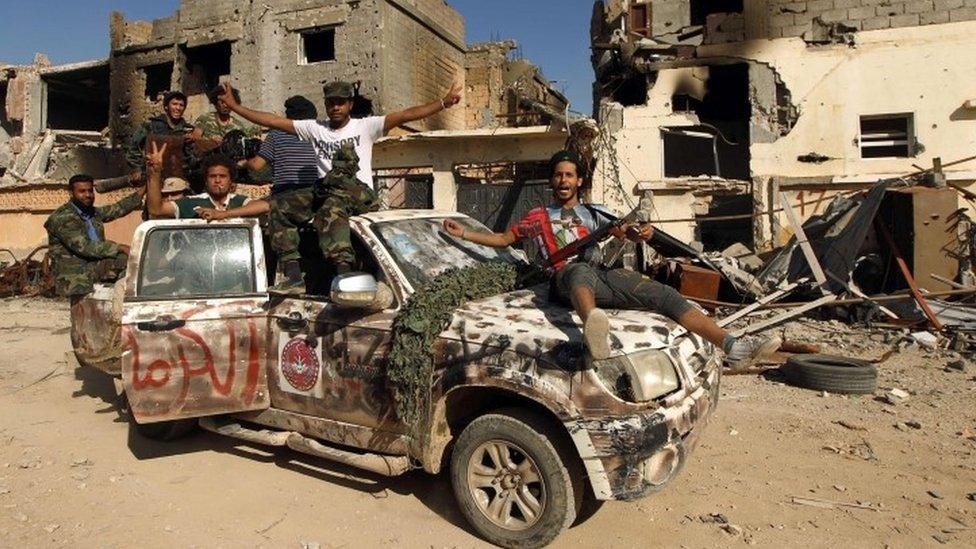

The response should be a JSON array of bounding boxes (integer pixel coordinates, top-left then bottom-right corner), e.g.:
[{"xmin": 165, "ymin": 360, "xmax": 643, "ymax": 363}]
[
  {"xmin": 780, "ymin": 1, "xmax": 809, "ymax": 12},
  {"xmin": 861, "ymin": 15, "xmax": 892, "ymax": 29},
  {"xmin": 950, "ymin": 6, "xmax": 976, "ymax": 19},
  {"xmin": 889, "ymin": 12, "xmax": 921, "ymax": 25},
  {"xmin": 784, "ymin": 23, "xmax": 814, "ymax": 36},
  {"xmin": 820, "ymin": 8, "xmax": 850, "ymax": 21},
  {"xmin": 934, "ymin": 0, "xmax": 964, "ymax": 9},
  {"xmin": 921, "ymin": 10, "xmax": 951, "ymax": 22},
  {"xmin": 877, "ymin": 3, "xmax": 905, "ymax": 15},
  {"xmin": 904, "ymin": 0, "xmax": 935, "ymax": 13},
  {"xmin": 848, "ymin": 6, "xmax": 877, "ymax": 18},
  {"xmin": 807, "ymin": 0, "xmax": 835, "ymax": 11},
  {"xmin": 833, "ymin": 0, "xmax": 860, "ymax": 8},
  {"xmin": 770, "ymin": 12, "xmax": 796, "ymax": 27}
]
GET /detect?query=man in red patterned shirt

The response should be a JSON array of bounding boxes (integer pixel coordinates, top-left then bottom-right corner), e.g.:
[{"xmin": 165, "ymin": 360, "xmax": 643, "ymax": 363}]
[{"xmin": 443, "ymin": 151, "xmax": 780, "ymax": 368}]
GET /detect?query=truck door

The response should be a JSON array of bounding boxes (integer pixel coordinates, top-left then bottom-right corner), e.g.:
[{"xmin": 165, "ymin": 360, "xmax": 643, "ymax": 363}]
[{"xmin": 121, "ymin": 220, "xmax": 271, "ymax": 423}]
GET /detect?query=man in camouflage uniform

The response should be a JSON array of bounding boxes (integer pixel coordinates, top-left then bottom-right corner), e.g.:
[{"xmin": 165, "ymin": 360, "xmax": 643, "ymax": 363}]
[
  {"xmin": 44, "ymin": 174, "xmax": 145, "ymax": 300},
  {"xmin": 193, "ymin": 85, "xmax": 260, "ymax": 148},
  {"xmin": 126, "ymin": 91, "xmax": 196, "ymax": 184},
  {"xmin": 198, "ymin": 143, "xmax": 379, "ymax": 293}
]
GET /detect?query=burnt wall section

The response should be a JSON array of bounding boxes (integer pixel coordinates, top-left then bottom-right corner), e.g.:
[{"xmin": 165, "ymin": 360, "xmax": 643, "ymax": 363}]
[
  {"xmin": 108, "ymin": 43, "xmax": 176, "ymax": 148},
  {"xmin": 42, "ymin": 64, "xmax": 111, "ymax": 132}
]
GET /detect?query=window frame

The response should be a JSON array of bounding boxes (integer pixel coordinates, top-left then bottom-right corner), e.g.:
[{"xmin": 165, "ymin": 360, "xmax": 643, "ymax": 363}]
[
  {"xmin": 858, "ymin": 112, "xmax": 916, "ymax": 159},
  {"xmin": 133, "ymin": 225, "xmax": 260, "ymax": 302},
  {"xmin": 298, "ymin": 26, "xmax": 337, "ymax": 65}
]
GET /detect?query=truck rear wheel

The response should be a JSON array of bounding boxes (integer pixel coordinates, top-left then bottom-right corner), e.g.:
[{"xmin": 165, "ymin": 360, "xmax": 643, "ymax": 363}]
[
  {"xmin": 134, "ymin": 418, "xmax": 198, "ymax": 441},
  {"xmin": 118, "ymin": 392, "xmax": 197, "ymax": 441},
  {"xmin": 450, "ymin": 409, "xmax": 578, "ymax": 548}
]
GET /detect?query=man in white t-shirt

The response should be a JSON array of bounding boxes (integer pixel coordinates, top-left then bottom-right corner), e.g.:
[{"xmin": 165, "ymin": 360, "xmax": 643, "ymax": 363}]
[{"xmin": 217, "ymin": 80, "xmax": 462, "ymax": 190}]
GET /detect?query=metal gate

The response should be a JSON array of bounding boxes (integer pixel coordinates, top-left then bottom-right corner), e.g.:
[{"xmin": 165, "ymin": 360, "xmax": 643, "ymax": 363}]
[{"xmin": 456, "ymin": 161, "xmax": 552, "ymax": 257}]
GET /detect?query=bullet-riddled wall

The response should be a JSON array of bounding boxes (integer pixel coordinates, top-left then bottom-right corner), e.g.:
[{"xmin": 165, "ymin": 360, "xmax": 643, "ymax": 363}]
[
  {"xmin": 592, "ymin": 0, "xmax": 976, "ymax": 252},
  {"xmin": 109, "ymin": 0, "xmax": 467, "ymax": 148}
]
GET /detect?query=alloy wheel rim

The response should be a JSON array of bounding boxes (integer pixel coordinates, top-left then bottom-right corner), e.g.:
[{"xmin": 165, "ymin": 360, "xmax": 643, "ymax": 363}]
[{"xmin": 466, "ymin": 439, "xmax": 546, "ymax": 530}]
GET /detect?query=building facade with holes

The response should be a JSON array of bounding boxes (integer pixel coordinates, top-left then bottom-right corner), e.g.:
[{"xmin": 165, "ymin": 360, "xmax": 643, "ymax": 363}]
[
  {"xmin": 108, "ymin": 0, "xmax": 469, "ymax": 146},
  {"xmin": 590, "ymin": 0, "xmax": 976, "ymax": 259},
  {"xmin": 0, "ymin": 0, "xmax": 569, "ymax": 255}
]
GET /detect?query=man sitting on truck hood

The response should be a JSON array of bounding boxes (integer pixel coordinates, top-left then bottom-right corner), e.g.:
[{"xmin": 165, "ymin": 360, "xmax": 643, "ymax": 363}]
[
  {"xmin": 442, "ymin": 150, "xmax": 782, "ymax": 370},
  {"xmin": 145, "ymin": 142, "xmax": 250, "ymax": 220}
]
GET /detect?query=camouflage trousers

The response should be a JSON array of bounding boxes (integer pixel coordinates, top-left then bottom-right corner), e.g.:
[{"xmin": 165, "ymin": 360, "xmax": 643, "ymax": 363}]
[
  {"xmin": 65, "ymin": 253, "xmax": 128, "ymax": 300},
  {"xmin": 268, "ymin": 179, "xmax": 379, "ymax": 264}
]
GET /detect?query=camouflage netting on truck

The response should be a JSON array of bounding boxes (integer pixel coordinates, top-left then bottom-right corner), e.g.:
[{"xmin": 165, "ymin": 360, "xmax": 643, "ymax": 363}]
[{"xmin": 388, "ymin": 261, "xmax": 542, "ymax": 427}]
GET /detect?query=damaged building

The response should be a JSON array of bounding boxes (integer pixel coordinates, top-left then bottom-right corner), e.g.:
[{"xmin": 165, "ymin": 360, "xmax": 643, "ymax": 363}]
[
  {"xmin": 0, "ymin": 0, "xmax": 568, "ymax": 257},
  {"xmin": 589, "ymin": 0, "xmax": 976, "ymax": 292}
]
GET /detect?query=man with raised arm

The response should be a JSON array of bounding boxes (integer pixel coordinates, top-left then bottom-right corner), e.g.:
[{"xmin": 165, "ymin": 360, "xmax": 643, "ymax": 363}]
[
  {"xmin": 144, "ymin": 142, "xmax": 249, "ymax": 220},
  {"xmin": 215, "ymin": 79, "xmax": 462, "ymax": 191},
  {"xmin": 442, "ymin": 150, "xmax": 782, "ymax": 370}
]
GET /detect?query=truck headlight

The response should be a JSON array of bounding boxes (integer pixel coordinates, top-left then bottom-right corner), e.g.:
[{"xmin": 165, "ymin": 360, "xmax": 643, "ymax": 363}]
[{"xmin": 592, "ymin": 350, "xmax": 681, "ymax": 403}]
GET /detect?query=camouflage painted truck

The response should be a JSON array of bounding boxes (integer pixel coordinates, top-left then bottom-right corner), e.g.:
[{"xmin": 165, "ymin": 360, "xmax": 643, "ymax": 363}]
[{"xmin": 70, "ymin": 210, "xmax": 721, "ymax": 548}]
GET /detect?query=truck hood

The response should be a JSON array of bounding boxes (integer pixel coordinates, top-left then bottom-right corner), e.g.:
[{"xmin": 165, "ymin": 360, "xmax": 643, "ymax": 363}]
[{"xmin": 443, "ymin": 286, "xmax": 683, "ymax": 366}]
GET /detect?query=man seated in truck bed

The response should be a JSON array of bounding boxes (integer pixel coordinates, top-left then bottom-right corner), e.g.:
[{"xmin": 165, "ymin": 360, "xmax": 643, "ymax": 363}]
[{"xmin": 145, "ymin": 142, "xmax": 250, "ymax": 221}]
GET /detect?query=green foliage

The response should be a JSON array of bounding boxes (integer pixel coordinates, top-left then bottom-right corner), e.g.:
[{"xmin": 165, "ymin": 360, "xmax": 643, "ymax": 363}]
[{"xmin": 388, "ymin": 261, "xmax": 526, "ymax": 427}]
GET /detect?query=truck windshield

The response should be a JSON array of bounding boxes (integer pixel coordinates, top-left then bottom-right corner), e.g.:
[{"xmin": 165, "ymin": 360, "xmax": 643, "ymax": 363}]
[{"xmin": 373, "ymin": 217, "xmax": 524, "ymax": 289}]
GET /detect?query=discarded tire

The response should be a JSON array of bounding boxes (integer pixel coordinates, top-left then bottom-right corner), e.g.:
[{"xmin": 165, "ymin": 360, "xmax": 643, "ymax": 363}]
[{"xmin": 781, "ymin": 354, "xmax": 877, "ymax": 395}]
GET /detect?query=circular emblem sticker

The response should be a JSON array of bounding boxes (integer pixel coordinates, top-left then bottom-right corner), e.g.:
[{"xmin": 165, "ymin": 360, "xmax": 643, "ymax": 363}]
[{"xmin": 281, "ymin": 338, "xmax": 320, "ymax": 392}]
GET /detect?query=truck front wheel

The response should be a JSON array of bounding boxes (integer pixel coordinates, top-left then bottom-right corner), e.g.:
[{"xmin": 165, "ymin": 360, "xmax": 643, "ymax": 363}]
[{"xmin": 450, "ymin": 409, "xmax": 579, "ymax": 548}]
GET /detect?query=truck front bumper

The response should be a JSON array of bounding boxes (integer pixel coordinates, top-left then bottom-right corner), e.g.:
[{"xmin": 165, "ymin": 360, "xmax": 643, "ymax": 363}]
[{"xmin": 567, "ymin": 356, "xmax": 721, "ymax": 501}]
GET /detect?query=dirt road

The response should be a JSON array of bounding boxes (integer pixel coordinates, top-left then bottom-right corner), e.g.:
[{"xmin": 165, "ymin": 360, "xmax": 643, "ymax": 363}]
[{"xmin": 0, "ymin": 297, "xmax": 974, "ymax": 548}]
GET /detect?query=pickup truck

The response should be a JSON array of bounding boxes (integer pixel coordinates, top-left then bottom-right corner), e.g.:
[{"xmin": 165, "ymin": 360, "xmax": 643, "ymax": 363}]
[{"xmin": 70, "ymin": 210, "xmax": 720, "ymax": 548}]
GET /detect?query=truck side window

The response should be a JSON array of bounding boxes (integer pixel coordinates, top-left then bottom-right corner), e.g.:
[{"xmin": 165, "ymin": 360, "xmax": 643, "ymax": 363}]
[{"xmin": 138, "ymin": 227, "xmax": 256, "ymax": 298}]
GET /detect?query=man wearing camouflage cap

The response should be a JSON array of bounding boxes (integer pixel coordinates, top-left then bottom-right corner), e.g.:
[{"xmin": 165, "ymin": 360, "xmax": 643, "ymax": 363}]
[
  {"xmin": 45, "ymin": 174, "xmax": 146, "ymax": 299},
  {"xmin": 199, "ymin": 142, "xmax": 378, "ymax": 293},
  {"xmin": 216, "ymin": 79, "xmax": 461, "ymax": 190}
]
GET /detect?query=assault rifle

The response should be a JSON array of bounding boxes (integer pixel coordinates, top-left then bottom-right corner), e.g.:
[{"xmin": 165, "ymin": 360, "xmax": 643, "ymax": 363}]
[
  {"xmin": 545, "ymin": 205, "xmax": 721, "ymax": 272},
  {"xmin": 545, "ymin": 206, "xmax": 639, "ymax": 268}
]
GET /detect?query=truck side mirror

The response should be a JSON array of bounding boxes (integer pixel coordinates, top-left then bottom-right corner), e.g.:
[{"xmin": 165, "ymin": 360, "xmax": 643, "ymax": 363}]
[{"xmin": 330, "ymin": 272, "xmax": 378, "ymax": 308}]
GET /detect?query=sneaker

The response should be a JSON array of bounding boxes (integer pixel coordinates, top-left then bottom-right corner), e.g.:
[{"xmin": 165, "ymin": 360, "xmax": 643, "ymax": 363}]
[
  {"xmin": 583, "ymin": 308, "xmax": 611, "ymax": 360},
  {"xmin": 725, "ymin": 334, "xmax": 783, "ymax": 371},
  {"xmin": 270, "ymin": 260, "xmax": 305, "ymax": 295}
]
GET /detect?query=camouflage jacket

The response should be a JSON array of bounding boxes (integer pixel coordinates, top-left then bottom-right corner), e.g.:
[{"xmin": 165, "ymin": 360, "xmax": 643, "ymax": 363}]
[
  {"xmin": 44, "ymin": 192, "xmax": 143, "ymax": 296},
  {"xmin": 126, "ymin": 115, "xmax": 195, "ymax": 169},
  {"xmin": 193, "ymin": 112, "xmax": 260, "ymax": 143}
]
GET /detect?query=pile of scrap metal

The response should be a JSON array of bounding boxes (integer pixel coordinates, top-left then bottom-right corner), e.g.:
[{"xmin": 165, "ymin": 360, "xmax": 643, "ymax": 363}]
[
  {"xmin": 0, "ymin": 246, "xmax": 53, "ymax": 298},
  {"xmin": 645, "ymin": 161, "xmax": 976, "ymax": 362}
]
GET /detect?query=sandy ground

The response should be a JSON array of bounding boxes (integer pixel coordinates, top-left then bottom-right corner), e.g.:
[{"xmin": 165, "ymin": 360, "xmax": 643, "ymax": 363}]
[{"xmin": 0, "ymin": 297, "xmax": 974, "ymax": 548}]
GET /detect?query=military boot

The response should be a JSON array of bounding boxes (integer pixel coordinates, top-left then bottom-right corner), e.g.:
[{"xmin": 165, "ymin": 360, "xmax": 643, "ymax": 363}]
[{"xmin": 270, "ymin": 260, "xmax": 305, "ymax": 295}]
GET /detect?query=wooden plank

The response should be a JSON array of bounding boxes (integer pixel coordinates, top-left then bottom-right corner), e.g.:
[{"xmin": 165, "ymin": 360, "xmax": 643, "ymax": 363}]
[
  {"xmin": 732, "ymin": 294, "xmax": 836, "ymax": 337},
  {"xmin": 823, "ymin": 269, "xmax": 899, "ymax": 320},
  {"xmin": 716, "ymin": 278, "xmax": 809, "ymax": 329},
  {"xmin": 778, "ymin": 191, "xmax": 829, "ymax": 295}
]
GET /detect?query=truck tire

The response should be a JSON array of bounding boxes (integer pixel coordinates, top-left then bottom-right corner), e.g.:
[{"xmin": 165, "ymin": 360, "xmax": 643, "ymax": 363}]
[
  {"xmin": 450, "ymin": 409, "xmax": 579, "ymax": 548},
  {"xmin": 781, "ymin": 354, "xmax": 877, "ymax": 395},
  {"xmin": 118, "ymin": 392, "xmax": 197, "ymax": 441},
  {"xmin": 134, "ymin": 418, "xmax": 198, "ymax": 441}
]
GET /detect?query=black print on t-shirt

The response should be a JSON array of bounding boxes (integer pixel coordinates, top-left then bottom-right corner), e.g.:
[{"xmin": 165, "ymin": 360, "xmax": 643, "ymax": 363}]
[{"xmin": 313, "ymin": 136, "xmax": 362, "ymax": 160}]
